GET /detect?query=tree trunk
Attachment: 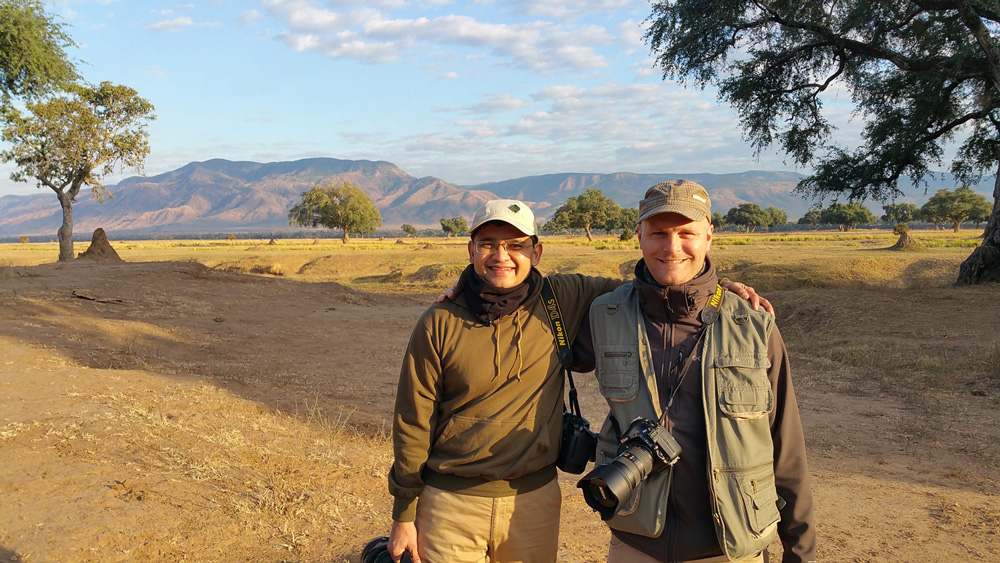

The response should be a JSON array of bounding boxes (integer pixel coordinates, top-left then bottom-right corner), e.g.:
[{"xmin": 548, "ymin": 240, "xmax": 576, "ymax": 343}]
[
  {"xmin": 342, "ymin": 229, "xmax": 350, "ymax": 244},
  {"xmin": 953, "ymin": 221, "xmax": 961, "ymax": 232},
  {"xmin": 56, "ymin": 191, "xmax": 75, "ymax": 262},
  {"xmin": 585, "ymin": 225, "xmax": 593, "ymax": 241},
  {"xmin": 956, "ymin": 172, "xmax": 1000, "ymax": 284}
]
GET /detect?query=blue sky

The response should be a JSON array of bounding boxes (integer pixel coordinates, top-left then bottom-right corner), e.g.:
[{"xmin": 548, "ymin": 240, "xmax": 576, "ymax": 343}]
[{"xmin": 0, "ymin": 0, "xmax": 866, "ymax": 197}]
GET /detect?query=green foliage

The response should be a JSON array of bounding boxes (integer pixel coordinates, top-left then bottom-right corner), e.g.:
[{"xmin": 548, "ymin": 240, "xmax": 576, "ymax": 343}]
[
  {"xmin": 819, "ymin": 202, "xmax": 876, "ymax": 231},
  {"xmin": 881, "ymin": 203, "xmax": 920, "ymax": 225},
  {"xmin": 893, "ymin": 223, "xmax": 910, "ymax": 236},
  {"xmin": 798, "ymin": 208, "xmax": 822, "ymax": 230},
  {"xmin": 920, "ymin": 186, "xmax": 992, "ymax": 232},
  {"xmin": 711, "ymin": 211, "xmax": 727, "ymax": 229},
  {"xmin": 288, "ymin": 181, "xmax": 382, "ymax": 243},
  {"xmin": 725, "ymin": 203, "xmax": 770, "ymax": 232},
  {"xmin": 765, "ymin": 206, "xmax": 787, "ymax": 231},
  {"xmin": 544, "ymin": 188, "xmax": 620, "ymax": 241},
  {"xmin": 602, "ymin": 206, "xmax": 638, "ymax": 239},
  {"xmin": 401, "ymin": 224, "xmax": 417, "ymax": 237},
  {"xmin": 439, "ymin": 216, "xmax": 469, "ymax": 237},
  {"xmin": 0, "ymin": 0, "xmax": 78, "ymax": 104},
  {"xmin": 1, "ymin": 81, "xmax": 155, "ymax": 261}
]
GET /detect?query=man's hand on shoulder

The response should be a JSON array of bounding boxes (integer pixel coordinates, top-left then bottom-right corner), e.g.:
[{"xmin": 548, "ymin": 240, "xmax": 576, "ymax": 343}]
[
  {"xmin": 720, "ymin": 279, "xmax": 774, "ymax": 314},
  {"xmin": 388, "ymin": 520, "xmax": 421, "ymax": 563}
]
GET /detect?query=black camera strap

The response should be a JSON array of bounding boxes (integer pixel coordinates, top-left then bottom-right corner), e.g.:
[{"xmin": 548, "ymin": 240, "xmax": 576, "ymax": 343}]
[
  {"xmin": 662, "ymin": 284, "xmax": 725, "ymax": 418},
  {"xmin": 540, "ymin": 278, "xmax": 583, "ymax": 418}
]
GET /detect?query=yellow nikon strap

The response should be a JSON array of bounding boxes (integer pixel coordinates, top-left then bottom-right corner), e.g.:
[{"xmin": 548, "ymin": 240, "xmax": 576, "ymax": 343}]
[{"xmin": 541, "ymin": 278, "xmax": 583, "ymax": 417}]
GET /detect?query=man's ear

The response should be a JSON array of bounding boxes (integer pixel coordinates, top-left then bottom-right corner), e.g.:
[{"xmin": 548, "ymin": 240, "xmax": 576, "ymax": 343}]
[
  {"xmin": 467, "ymin": 240, "xmax": 475, "ymax": 263},
  {"xmin": 531, "ymin": 242, "xmax": 543, "ymax": 266}
]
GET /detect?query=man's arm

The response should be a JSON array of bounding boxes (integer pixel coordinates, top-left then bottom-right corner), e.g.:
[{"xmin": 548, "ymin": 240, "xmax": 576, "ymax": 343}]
[
  {"xmin": 387, "ymin": 311, "xmax": 444, "ymax": 558},
  {"xmin": 767, "ymin": 325, "xmax": 817, "ymax": 563}
]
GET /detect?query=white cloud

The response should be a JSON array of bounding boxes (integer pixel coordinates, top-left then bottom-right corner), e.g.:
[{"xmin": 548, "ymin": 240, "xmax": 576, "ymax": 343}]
[
  {"xmin": 147, "ymin": 17, "xmax": 221, "ymax": 32},
  {"xmin": 441, "ymin": 71, "xmax": 459, "ymax": 79},
  {"xmin": 239, "ymin": 10, "xmax": 262, "ymax": 26}
]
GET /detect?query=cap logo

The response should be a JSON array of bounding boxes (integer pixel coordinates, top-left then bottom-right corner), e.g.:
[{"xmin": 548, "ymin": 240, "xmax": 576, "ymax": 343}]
[{"xmin": 508, "ymin": 204, "xmax": 521, "ymax": 213}]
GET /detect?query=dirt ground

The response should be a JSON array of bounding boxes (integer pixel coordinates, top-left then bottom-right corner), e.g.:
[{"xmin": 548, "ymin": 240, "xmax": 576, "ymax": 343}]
[{"xmin": 1, "ymin": 260, "xmax": 999, "ymax": 562}]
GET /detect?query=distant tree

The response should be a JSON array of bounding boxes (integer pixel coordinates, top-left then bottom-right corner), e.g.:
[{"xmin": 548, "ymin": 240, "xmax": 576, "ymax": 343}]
[
  {"xmin": 820, "ymin": 202, "xmax": 876, "ymax": 231},
  {"xmin": 0, "ymin": 0, "xmax": 78, "ymax": 106},
  {"xmin": 225, "ymin": 233, "xmax": 237, "ymax": 241},
  {"xmin": 970, "ymin": 196, "xmax": 993, "ymax": 228},
  {"xmin": 546, "ymin": 189, "xmax": 620, "ymax": 241},
  {"xmin": 644, "ymin": 0, "xmax": 1000, "ymax": 284},
  {"xmin": 1, "ymin": 81, "xmax": 155, "ymax": 261},
  {"xmin": 18, "ymin": 235, "xmax": 29, "ymax": 244},
  {"xmin": 725, "ymin": 203, "xmax": 771, "ymax": 233},
  {"xmin": 440, "ymin": 217, "xmax": 468, "ymax": 237},
  {"xmin": 711, "ymin": 211, "xmax": 727, "ymax": 229},
  {"xmin": 765, "ymin": 206, "xmax": 787, "ymax": 231},
  {"xmin": 288, "ymin": 181, "xmax": 381, "ymax": 243},
  {"xmin": 920, "ymin": 186, "xmax": 992, "ymax": 232},
  {"xmin": 881, "ymin": 203, "xmax": 920, "ymax": 226},
  {"xmin": 797, "ymin": 208, "xmax": 822, "ymax": 230},
  {"xmin": 602, "ymin": 206, "xmax": 639, "ymax": 241},
  {"xmin": 401, "ymin": 223, "xmax": 417, "ymax": 237}
]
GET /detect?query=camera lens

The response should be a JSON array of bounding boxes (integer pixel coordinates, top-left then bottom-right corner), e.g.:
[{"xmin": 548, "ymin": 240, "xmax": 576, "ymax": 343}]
[{"xmin": 578, "ymin": 446, "xmax": 655, "ymax": 520}]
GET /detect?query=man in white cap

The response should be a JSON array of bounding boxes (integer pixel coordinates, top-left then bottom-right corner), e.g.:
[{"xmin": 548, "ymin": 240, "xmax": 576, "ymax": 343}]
[{"xmin": 387, "ymin": 197, "xmax": 771, "ymax": 563}]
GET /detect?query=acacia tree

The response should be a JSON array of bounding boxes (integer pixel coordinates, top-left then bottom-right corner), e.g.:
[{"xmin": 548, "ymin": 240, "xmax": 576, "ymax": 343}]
[
  {"xmin": 289, "ymin": 181, "xmax": 381, "ymax": 243},
  {"xmin": 820, "ymin": 202, "xmax": 876, "ymax": 231},
  {"xmin": 646, "ymin": 0, "xmax": 1000, "ymax": 284},
  {"xmin": 0, "ymin": 0, "xmax": 77, "ymax": 104},
  {"xmin": 798, "ymin": 208, "xmax": 823, "ymax": 230},
  {"xmin": 921, "ymin": 186, "xmax": 992, "ymax": 231},
  {"xmin": 766, "ymin": 206, "xmax": 788, "ymax": 231},
  {"xmin": 725, "ymin": 203, "xmax": 771, "ymax": 233},
  {"xmin": 440, "ymin": 216, "xmax": 468, "ymax": 237},
  {"xmin": 1, "ymin": 81, "xmax": 155, "ymax": 261},
  {"xmin": 546, "ymin": 189, "xmax": 620, "ymax": 241},
  {"xmin": 882, "ymin": 203, "xmax": 921, "ymax": 225}
]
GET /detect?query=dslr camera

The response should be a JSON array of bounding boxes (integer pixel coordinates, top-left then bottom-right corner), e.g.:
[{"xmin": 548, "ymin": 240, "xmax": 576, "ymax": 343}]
[
  {"xmin": 556, "ymin": 411, "xmax": 597, "ymax": 474},
  {"xmin": 577, "ymin": 417, "xmax": 682, "ymax": 520}
]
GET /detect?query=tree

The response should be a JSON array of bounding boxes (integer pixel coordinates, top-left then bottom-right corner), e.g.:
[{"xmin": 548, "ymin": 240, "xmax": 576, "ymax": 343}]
[
  {"xmin": 440, "ymin": 217, "xmax": 468, "ymax": 237},
  {"xmin": 920, "ymin": 186, "xmax": 993, "ymax": 232},
  {"xmin": 1, "ymin": 81, "xmax": 155, "ymax": 261},
  {"xmin": 0, "ymin": 0, "xmax": 77, "ymax": 105},
  {"xmin": 797, "ymin": 208, "xmax": 822, "ymax": 230},
  {"xmin": 602, "ymin": 206, "xmax": 639, "ymax": 240},
  {"xmin": 820, "ymin": 202, "xmax": 876, "ymax": 231},
  {"xmin": 711, "ymin": 211, "xmax": 727, "ymax": 229},
  {"xmin": 645, "ymin": 0, "xmax": 1000, "ymax": 284},
  {"xmin": 401, "ymin": 223, "xmax": 417, "ymax": 237},
  {"xmin": 970, "ymin": 195, "xmax": 993, "ymax": 227},
  {"xmin": 765, "ymin": 207, "xmax": 787, "ymax": 231},
  {"xmin": 881, "ymin": 203, "xmax": 920, "ymax": 226},
  {"xmin": 546, "ymin": 188, "xmax": 620, "ymax": 241},
  {"xmin": 725, "ymin": 203, "xmax": 771, "ymax": 233},
  {"xmin": 288, "ymin": 181, "xmax": 381, "ymax": 243}
]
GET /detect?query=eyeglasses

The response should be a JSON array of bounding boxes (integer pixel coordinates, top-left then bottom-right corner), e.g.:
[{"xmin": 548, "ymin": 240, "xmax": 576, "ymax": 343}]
[{"xmin": 473, "ymin": 239, "xmax": 534, "ymax": 256}]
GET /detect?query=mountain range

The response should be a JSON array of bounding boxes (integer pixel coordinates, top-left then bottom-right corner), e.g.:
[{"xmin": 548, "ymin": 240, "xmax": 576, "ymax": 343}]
[{"xmin": 0, "ymin": 157, "xmax": 990, "ymax": 237}]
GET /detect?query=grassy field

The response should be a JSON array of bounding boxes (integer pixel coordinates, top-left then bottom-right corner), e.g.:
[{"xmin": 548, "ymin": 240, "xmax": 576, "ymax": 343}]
[
  {"xmin": 1, "ymin": 228, "xmax": 998, "ymax": 562},
  {"xmin": 0, "ymin": 228, "xmax": 984, "ymax": 292}
]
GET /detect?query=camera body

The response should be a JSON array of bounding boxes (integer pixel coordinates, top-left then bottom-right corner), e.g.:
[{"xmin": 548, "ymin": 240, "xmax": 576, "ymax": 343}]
[
  {"xmin": 360, "ymin": 536, "xmax": 412, "ymax": 563},
  {"xmin": 577, "ymin": 417, "xmax": 682, "ymax": 520},
  {"xmin": 556, "ymin": 411, "xmax": 597, "ymax": 474}
]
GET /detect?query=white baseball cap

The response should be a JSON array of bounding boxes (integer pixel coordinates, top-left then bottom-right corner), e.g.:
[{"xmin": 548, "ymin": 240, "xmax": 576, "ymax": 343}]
[{"xmin": 469, "ymin": 199, "xmax": 536, "ymax": 237}]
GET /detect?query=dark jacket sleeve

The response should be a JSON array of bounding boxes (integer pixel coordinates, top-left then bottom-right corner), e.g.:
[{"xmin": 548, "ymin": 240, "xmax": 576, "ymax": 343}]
[{"xmin": 767, "ymin": 325, "xmax": 818, "ymax": 563}]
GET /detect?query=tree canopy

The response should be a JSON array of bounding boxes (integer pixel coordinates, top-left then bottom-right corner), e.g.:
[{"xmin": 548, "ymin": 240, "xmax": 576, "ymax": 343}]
[
  {"xmin": 725, "ymin": 203, "xmax": 771, "ymax": 232},
  {"xmin": 646, "ymin": 0, "xmax": 1000, "ymax": 283},
  {"xmin": 1, "ymin": 81, "xmax": 155, "ymax": 261},
  {"xmin": 920, "ymin": 186, "xmax": 992, "ymax": 231},
  {"xmin": 543, "ymin": 188, "xmax": 620, "ymax": 241},
  {"xmin": 882, "ymin": 203, "xmax": 921, "ymax": 225},
  {"xmin": 288, "ymin": 181, "xmax": 381, "ymax": 243},
  {"xmin": 798, "ymin": 208, "xmax": 823, "ymax": 230},
  {"xmin": 820, "ymin": 202, "xmax": 877, "ymax": 231},
  {"xmin": 440, "ymin": 216, "xmax": 469, "ymax": 237},
  {"xmin": 765, "ymin": 206, "xmax": 787, "ymax": 231},
  {"xmin": 0, "ymin": 0, "xmax": 77, "ymax": 104}
]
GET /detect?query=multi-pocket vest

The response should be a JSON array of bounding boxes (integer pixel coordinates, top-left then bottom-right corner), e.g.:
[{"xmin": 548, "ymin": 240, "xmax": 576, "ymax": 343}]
[{"xmin": 589, "ymin": 283, "xmax": 781, "ymax": 561}]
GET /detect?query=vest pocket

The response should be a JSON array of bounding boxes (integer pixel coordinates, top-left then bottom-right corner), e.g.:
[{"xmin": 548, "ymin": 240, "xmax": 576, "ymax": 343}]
[
  {"xmin": 596, "ymin": 345, "xmax": 640, "ymax": 401},
  {"xmin": 737, "ymin": 466, "xmax": 781, "ymax": 537},
  {"xmin": 714, "ymin": 356, "xmax": 773, "ymax": 419}
]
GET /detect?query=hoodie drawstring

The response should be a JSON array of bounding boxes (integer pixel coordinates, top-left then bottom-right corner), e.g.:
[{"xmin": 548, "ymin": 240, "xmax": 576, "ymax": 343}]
[{"xmin": 491, "ymin": 311, "xmax": 525, "ymax": 382}]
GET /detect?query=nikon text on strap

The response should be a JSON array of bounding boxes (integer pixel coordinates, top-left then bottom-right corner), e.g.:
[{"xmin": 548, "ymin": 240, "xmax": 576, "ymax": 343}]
[{"xmin": 541, "ymin": 278, "xmax": 582, "ymax": 415}]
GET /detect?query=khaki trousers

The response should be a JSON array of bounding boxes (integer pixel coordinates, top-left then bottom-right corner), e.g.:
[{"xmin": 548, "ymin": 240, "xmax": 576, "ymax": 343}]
[
  {"xmin": 607, "ymin": 535, "xmax": 765, "ymax": 563},
  {"xmin": 415, "ymin": 480, "xmax": 561, "ymax": 563}
]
